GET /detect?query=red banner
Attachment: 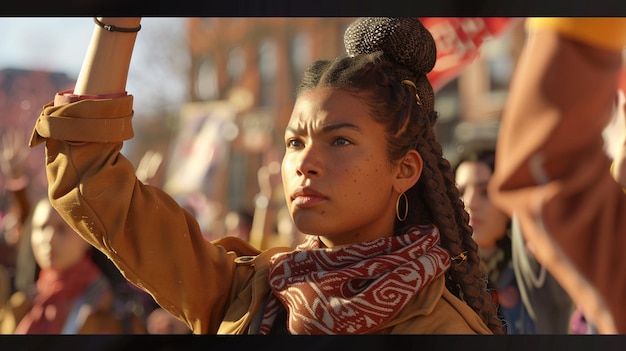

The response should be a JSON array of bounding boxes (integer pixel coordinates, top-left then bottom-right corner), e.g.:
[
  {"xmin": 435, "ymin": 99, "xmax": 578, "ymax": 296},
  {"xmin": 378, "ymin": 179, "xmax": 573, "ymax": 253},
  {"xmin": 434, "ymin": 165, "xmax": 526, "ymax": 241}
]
[{"xmin": 421, "ymin": 17, "xmax": 523, "ymax": 92}]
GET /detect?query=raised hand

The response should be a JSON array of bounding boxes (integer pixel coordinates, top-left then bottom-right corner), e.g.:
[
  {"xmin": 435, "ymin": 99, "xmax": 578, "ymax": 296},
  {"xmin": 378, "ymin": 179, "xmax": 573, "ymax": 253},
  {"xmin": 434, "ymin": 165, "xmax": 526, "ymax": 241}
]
[{"xmin": 0, "ymin": 128, "xmax": 30, "ymax": 181}]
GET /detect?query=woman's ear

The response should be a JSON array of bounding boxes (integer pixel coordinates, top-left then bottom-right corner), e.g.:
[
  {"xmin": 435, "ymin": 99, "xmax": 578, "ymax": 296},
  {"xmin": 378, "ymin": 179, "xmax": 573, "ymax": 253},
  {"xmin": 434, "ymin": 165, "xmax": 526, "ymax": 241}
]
[{"xmin": 393, "ymin": 150, "xmax": 423, "ymax": 193}]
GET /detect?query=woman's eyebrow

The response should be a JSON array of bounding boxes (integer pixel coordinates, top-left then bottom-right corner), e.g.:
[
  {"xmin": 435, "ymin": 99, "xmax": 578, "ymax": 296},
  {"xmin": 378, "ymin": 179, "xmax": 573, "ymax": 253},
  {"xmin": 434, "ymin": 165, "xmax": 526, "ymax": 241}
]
[
  {"xmin": 285, "ymin": 122, "xmax": 362, "ymax": 135},
  {"xmin": 321, "ymin": 122, "xmax": 361, "ymax": 133}
]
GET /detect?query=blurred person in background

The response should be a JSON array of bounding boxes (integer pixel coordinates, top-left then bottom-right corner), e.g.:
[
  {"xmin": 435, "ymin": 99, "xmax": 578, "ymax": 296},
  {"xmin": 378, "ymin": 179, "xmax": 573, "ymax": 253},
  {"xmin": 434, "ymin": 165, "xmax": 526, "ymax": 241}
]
[
  {"xmin": 0, "ymin": 197, "xmax": 147, "ymax": 334},
  {"xmin": 0, "ymin": 129, "xmax": 32, "ymax": 296},
  {"xmin": 509, "ymin": 216, "xmax": 576, "ymax": 334},
  {"xmin": 453, "ymin": 141, "xmax": 535, "ymax": 334}
]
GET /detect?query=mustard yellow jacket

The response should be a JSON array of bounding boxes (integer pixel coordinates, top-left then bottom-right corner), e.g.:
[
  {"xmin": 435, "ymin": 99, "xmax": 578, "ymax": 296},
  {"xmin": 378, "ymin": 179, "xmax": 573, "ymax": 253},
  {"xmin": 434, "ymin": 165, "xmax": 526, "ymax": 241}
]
[{"xmin": 30, "ymin": 96, "xmax": 491, "ymax": 334}]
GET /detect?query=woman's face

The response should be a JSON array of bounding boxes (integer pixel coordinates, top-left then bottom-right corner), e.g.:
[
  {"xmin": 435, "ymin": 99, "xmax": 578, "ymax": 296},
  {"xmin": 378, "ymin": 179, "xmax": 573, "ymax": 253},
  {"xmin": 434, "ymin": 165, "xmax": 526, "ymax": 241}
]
[
  {"xmin": 455, "ymin": 161, "xmax": 509, "ymax": 248},
  {"xmin": 30, "ymin": 200, "xmax": 90, "ymax": 271},
  {"xmin": 281, "ymin": 88, "xmax": 400, "ymax": 247}
]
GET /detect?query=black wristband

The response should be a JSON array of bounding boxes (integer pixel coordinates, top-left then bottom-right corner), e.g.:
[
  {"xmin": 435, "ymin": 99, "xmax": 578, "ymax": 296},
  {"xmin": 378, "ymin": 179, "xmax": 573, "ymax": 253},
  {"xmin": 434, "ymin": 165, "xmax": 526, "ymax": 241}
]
[{"xmin": 93, "ymin": 18, "xmax": 141, "ymax": 33}]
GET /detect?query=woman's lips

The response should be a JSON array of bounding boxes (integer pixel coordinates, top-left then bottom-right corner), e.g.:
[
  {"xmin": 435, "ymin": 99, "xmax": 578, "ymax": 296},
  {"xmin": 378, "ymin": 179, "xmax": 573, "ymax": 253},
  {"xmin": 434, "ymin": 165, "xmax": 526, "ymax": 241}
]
[{"xmin": 291, "ymin": 187, "xmax": 327, "ymax": 207}]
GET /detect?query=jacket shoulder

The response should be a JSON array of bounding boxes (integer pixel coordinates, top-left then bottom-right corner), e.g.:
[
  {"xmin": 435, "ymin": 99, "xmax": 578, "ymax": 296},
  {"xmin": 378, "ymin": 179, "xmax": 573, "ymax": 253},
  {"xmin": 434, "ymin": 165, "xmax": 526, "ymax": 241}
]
[{"xmin": 389, "ymin": 276, "xmax": 492, "ymax": 334}]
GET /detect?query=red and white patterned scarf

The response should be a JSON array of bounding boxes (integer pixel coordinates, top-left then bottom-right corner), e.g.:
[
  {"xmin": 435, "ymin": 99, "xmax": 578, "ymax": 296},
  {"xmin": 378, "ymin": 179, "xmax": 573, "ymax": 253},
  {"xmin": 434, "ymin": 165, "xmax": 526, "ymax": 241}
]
[{"xmin": 258, "ymin": 225, "xmax": 450, "ymax": 334}]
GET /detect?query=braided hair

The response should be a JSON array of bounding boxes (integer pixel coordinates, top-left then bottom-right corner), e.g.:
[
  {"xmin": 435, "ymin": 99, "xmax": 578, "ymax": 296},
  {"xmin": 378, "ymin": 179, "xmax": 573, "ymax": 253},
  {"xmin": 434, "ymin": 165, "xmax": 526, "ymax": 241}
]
[{"xmin": 295, "ymin": 18, "xmax": 503, "ymax": 334}]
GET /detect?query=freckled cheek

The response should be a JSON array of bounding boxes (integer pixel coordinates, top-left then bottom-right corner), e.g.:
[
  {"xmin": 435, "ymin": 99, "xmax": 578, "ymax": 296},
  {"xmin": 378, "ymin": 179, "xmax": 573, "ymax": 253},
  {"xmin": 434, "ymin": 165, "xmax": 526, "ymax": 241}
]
[
  {"xmin": 343, "ymin": 164, "xmax": 388, "ymax": 200},
  {"xmin": 352, "ymin": 161, "xmax": 385, "ymax": 182}
]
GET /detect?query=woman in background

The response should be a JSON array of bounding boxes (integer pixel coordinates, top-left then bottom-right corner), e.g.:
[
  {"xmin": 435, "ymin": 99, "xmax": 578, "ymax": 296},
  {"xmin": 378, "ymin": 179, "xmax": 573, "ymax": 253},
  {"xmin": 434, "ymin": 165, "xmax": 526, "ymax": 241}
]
[
  {"xmin": 0, "ymin": 198, "xmax": 146, "ymax": 334},
  {"xmin": 453, "ymin": 142, "xmax": 535, "ymax": 333}
]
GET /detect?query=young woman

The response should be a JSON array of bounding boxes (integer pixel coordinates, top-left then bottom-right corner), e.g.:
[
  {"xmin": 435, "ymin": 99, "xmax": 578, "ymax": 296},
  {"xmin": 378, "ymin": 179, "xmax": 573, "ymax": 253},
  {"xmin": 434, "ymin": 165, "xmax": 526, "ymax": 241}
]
[
  {"xmin": 453, "ymin": 144, "xmax": 535, "ymax": 333},
  {"xmin": 0, "ymin": 198, "xmax": 146, "ymax": 334},
  {"xmin": 29, "ymin": 17, "xmax": 502, "ymax": 334}
]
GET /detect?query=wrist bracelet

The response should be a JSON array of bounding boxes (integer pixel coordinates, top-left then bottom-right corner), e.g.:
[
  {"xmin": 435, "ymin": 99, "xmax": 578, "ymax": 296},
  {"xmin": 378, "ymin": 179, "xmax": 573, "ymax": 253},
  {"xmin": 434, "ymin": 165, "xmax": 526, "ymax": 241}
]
[
  {"xmin": 61, "ymin": 89, "xmax": 128, "ymax": 99},
  {"xmin": 94, "ymin": 18, "xmax": 141, "ymax": 33}
]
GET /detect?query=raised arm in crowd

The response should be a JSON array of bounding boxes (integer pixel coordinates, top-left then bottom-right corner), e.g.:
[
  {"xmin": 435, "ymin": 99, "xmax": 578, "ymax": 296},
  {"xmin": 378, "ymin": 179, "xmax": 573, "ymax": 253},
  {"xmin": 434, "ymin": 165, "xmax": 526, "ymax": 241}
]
[{"xmin": 489, "ymin": 17, "xmax": 626, "ymax": 334}]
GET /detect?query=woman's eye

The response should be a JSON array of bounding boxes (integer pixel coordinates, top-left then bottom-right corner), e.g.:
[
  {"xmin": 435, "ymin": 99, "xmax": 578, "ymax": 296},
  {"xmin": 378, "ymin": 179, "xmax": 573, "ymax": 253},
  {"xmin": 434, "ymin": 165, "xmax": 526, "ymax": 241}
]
[
  {"xmin": 286, "ymin": 138, "xmax": 303, "ymax": 148},
  {"xmin": 332, "ymin": 137, "xmax": 351, "ymax": 146}
]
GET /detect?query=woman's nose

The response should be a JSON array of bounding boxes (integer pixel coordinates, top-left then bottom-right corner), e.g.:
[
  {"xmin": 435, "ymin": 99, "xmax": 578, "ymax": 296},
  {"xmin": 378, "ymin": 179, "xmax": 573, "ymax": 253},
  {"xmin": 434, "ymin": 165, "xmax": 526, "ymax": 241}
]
[{"xmin": 295, "ymin": 146, "xmax": 322, "ymax": 177}]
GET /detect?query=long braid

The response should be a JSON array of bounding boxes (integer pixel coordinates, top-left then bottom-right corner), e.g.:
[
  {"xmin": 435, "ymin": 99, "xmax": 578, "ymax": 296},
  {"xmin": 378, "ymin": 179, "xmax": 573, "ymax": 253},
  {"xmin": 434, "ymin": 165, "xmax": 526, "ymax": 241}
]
[
  {"xmin": 397, "ymin": 102, "xmax": 500, "ymax": 333},
  {"xmin": 415, "ymin": 116, "xmax": 503, "ymax": 334}
]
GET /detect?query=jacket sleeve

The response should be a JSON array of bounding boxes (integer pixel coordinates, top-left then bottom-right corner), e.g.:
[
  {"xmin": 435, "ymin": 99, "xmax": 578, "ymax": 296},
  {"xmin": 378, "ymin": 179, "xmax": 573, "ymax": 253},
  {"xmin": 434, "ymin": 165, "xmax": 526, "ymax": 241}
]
[
  {"xmin": 30, "ymin": 95, "xmax": 236, "ymax": 334},
  {"xmin": 489, "ymin": 18, "xmax": 626, "ymax": 333}
]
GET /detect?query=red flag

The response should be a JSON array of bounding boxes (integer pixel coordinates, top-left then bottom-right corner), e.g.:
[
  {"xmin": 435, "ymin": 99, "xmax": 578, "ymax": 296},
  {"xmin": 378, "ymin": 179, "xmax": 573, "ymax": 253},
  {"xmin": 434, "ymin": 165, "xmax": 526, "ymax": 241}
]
[{"xmin": 421, "ymin": 17, "xmax": 523, "ymax": 92}]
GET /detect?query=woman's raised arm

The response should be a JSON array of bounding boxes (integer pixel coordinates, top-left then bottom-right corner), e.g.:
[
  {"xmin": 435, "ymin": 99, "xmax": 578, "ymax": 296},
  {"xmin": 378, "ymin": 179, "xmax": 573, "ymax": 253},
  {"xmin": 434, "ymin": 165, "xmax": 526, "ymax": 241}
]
[
  {"xmin": 30, "ymin": 17, "xmax": 242, "ymax": 333},
  {"xmin": 74, "ymin": 17, "xmax": 141, "ymax": 96}
]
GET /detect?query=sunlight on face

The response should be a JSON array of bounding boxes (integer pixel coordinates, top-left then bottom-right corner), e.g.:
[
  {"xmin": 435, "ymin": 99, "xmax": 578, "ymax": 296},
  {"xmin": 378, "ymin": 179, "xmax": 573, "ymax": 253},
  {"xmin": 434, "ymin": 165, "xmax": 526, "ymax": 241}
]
[
  {"xmin": 30, "ymin": 199, "xmax": 90, "ymax": 271},
  {"xmin": 281, "ymin": 88, "xmax": 399, "ymax": 246}
]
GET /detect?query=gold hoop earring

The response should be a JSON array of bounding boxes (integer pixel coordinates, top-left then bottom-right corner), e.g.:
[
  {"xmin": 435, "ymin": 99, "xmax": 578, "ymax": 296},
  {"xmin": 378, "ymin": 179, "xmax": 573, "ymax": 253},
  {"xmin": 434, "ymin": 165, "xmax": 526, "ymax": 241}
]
[{"xmin": 396, "ymin": 192, "xmax": 408, "ymax": 222}]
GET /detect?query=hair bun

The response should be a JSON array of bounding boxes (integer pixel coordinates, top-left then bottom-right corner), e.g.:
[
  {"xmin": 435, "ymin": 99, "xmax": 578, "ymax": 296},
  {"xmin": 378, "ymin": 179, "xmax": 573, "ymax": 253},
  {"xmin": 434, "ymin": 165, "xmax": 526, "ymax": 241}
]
[{"xmin": 344, "ymin": 17, "xmax": 437, "ymax": 76}]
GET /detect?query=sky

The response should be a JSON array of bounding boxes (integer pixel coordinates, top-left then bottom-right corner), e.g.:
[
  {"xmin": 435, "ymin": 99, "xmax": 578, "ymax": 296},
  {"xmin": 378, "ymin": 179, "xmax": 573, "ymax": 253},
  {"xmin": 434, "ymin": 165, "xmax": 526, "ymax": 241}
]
[
  {"xmin": 1, "ymin": 17, "xmax": 184, "ymax": 77},
  {"xmin": 1, "ymin": 18, "xmax": 97, "ymax": 77},
  {"xmin": 0, "ymin": 17, "xmax": 189, "ymax": 115}
]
